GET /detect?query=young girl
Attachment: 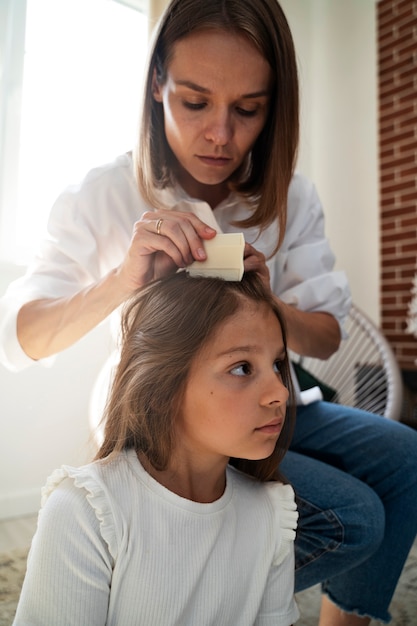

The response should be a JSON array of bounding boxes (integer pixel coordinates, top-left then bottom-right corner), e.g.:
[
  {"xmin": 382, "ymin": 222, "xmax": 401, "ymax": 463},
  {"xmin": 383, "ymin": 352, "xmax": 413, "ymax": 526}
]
[
  {"xmin": 13, "ymin": 271, "xmax": 299, "ymax": 626},
  {"xmin": 2, "ymin": 0, "xmax": 417, "ymax": 624}
]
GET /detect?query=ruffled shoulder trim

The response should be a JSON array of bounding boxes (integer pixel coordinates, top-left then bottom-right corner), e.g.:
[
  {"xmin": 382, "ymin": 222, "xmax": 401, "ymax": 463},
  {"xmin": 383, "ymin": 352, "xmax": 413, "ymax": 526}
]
[
  {"xmin": 41, "ymin": 463, "xmax": 118, "ymax": 559},
  {"xmin": 264, "ymin": 482, "xmax": 298, "ymax": 566}
]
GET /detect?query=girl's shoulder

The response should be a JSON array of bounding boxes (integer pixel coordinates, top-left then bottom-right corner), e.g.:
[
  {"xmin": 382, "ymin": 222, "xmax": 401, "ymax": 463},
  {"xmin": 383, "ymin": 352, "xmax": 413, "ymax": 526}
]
[
  {"xmin": 227, "ymin": 467, "xmax": 298, "ymax": 565},
  {"xmin": 40, "ymin": 452, "xmax": 134, "ymax": 555},
  {"xmin": 227, "ymin": 467, "xmax": 298, "ymax": 527},
  {"xmin": 41, "ymin": 451, "xmax": 134, "ymax": 508}
]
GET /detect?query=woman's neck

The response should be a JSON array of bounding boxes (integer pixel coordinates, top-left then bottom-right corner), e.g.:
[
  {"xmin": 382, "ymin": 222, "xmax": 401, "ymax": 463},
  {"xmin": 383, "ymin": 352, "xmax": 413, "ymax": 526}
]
[{"xmin": 175, "ymin": 168, "xmax": 230, "ymax": 209}]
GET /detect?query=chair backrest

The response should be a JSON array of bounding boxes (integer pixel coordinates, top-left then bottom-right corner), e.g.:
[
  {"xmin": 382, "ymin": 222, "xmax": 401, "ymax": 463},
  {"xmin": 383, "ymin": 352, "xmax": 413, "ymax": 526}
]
[{"xmin": 291, "ymin": 304, "xmax": 403, "ymax": 420}]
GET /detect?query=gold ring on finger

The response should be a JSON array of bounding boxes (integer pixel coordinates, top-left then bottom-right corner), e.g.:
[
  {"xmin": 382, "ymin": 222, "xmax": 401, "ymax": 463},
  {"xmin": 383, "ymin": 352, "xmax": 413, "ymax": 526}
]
[{"xmin": 156, "ymin": 218, "xmax": 163, "ymax": 235}]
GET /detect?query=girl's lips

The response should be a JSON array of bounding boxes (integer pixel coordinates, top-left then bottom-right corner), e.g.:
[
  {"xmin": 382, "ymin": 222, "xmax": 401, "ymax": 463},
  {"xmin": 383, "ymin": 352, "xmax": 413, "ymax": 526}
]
[{"xmin": 256, "ymin": 421, "xmax": 283, "ymax": 434}]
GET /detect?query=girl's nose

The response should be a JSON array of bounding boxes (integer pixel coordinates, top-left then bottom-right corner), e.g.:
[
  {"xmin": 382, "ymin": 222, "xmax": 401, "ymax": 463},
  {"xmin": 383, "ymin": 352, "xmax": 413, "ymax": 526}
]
[
  {"xmin": 204, "ymin": 110, "xmax": 233, "ymax": 146},
  {"xmin": 260, "ymin": 374, "xmax": 289, "ymax": 407}
]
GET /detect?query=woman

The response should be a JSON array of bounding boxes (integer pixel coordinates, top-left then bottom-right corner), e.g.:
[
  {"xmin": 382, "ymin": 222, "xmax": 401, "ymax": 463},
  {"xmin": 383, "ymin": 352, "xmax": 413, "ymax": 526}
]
[{"xmin": 1, "ymin": 1, "xmax": 417, "ymax": 624}]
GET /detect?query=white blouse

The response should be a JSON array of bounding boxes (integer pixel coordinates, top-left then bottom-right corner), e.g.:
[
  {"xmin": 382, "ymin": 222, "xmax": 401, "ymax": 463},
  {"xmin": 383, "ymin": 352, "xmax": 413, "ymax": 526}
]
[{"xmin": 0, "ymin": 152, "xmax": 351, "ymax": 372}]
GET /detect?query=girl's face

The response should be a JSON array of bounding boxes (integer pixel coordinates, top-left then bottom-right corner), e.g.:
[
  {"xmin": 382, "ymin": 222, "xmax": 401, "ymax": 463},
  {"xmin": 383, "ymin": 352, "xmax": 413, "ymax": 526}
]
[
  {"xmin": 176, "ymin": 302, "xmax": 289, "ymax": 468},
  {"xmin": 153, "ymin": 29, "xmax": 273, "ymax": 205}
]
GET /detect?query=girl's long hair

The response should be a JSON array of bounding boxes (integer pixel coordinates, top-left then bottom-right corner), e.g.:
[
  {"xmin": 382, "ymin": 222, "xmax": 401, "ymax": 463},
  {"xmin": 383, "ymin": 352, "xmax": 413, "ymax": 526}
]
[
  {"xmin": 95, "ymin": 271, "xmax": 295, "ymax": 482},
  {"xmin": 134, "ymin": 0, "xmax": 299, "ymax": 250}
]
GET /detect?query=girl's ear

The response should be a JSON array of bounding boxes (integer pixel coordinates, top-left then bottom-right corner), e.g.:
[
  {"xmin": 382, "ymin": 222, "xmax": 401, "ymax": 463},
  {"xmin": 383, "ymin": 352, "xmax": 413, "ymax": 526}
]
[{"xmin": 152, "ymin": 69, "xmax": 163, "ymax": 103}]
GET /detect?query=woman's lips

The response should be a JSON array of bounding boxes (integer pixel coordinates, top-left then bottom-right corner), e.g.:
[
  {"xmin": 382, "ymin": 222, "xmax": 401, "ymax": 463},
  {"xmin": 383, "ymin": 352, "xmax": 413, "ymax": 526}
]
[{"xmin": 197, "ymin": 155, "xmax": 232, "ymax": 167}]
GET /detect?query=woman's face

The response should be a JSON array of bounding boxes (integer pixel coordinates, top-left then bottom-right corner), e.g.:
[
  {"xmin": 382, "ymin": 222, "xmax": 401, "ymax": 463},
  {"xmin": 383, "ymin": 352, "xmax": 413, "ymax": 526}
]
[
  {"xmin": 176, "ymin": 302, "xmax": 289, "ymax": 467},
  {"xmin": 153, "ymin": 29, "xmax": 273, "ymax": 205}
]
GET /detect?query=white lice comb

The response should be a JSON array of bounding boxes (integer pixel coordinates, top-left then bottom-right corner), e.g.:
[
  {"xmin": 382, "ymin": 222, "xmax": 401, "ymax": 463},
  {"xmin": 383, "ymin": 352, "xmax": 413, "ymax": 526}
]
[{"xmin": 187, "ymin": 233, "xmax": 245, "ymax": 281}]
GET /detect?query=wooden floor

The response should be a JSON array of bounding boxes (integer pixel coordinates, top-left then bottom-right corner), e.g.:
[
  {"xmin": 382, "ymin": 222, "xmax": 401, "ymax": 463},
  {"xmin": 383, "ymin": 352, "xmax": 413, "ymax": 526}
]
[{"xmin": 0, "ymin": 514, "xmax": 37, "ymax": 553}]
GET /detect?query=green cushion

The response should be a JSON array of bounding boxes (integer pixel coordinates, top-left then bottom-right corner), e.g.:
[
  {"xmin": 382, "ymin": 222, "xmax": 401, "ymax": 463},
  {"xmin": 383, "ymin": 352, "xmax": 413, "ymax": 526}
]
[{"xmin": 292, "ymin": 361, "xmax": 338, "ymax": 403}]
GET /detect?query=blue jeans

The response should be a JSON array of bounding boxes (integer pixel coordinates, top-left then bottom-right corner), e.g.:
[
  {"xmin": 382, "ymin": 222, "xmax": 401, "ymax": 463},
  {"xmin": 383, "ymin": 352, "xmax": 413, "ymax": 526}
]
[{"xmin": 281, "ymin": 401, "xmax": 417, "ymax": 623}]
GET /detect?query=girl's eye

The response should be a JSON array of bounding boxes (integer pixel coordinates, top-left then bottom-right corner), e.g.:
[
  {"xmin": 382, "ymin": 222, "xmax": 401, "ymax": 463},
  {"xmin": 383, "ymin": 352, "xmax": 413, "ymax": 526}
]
[
  {"xmin": 273, "ymin": 360, "xmax": 283, "ymax": 375},
  {"xmin": 230, "ymin": 362, "xmax": 252, "ymax": 377}
]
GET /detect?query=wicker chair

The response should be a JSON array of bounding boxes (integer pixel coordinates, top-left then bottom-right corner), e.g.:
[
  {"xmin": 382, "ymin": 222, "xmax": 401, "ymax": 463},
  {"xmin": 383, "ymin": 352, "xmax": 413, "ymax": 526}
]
[{"xmin": 291, "ymin": 304, "xmax": 403, "ymax": 421}]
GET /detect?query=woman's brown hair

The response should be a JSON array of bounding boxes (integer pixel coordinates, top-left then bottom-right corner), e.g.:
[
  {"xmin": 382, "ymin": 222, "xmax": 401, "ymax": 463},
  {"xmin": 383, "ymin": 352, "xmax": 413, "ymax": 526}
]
[
  {"xmin": 134, "ymin": 0, "xmax": 299, "ymax": 249},
  {"xmin": 95, "ymin": 271, "xmax": 295, "ymax": 482}
]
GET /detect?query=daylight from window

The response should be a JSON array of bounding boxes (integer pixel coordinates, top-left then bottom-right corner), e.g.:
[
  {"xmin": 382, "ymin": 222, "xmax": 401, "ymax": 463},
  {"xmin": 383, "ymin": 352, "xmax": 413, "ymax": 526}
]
[{"xmin": 14, "ymin": 0, "xmax": 147, "ymax": 261}]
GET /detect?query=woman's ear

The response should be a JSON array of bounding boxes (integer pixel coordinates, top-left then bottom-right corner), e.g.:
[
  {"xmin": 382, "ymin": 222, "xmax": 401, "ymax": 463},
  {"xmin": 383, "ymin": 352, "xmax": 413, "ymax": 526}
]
[{"xmin": 152, "ymin": 69, "xmax": 163, "ymax": 102}]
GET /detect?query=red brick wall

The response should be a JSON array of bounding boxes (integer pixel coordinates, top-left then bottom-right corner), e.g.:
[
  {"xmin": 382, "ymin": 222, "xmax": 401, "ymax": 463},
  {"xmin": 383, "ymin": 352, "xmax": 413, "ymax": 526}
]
[{"xmin": 378, "ymin": 0, "xmax": 417, "ymax": 371}]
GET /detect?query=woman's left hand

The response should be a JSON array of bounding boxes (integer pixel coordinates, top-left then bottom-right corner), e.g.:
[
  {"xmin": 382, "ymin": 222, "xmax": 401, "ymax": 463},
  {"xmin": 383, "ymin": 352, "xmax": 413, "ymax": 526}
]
[{"xmin": 243, "ymin": 243, "xmax": 271, "ymax": 291}]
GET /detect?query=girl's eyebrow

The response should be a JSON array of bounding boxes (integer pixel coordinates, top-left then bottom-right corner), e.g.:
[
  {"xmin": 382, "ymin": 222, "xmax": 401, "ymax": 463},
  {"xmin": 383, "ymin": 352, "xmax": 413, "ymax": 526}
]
[
  {"xmin": 217, "ymin": 345, "xmax": 258, "ymax": 357},
  {"xmin": 215, "ymin": 345, "xmax": 286, "ymax": 358},
  {"xmin": 175, "ymin": 79, "xmax": 270, "ymax": 99}
]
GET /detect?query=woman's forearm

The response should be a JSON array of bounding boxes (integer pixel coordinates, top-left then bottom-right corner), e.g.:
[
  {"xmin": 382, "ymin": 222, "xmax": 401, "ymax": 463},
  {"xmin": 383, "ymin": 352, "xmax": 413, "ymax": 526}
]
[
  {"xmin": 15, "ymin": 211, "xmax": 217, "ymax": 362},
  {"xmin": 278, "ymin": 301, "xmax": 341, "ymax": 360},
  {"xmin": 16, "ymin": 269, "xmax": 132, "ymax": 360}
]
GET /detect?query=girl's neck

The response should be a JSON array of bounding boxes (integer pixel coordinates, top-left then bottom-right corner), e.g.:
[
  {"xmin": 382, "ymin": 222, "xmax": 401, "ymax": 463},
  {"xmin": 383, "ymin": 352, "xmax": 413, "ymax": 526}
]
[{"xmin": 138, "ymin": 451, "xmax": 227, "ymax": 503}]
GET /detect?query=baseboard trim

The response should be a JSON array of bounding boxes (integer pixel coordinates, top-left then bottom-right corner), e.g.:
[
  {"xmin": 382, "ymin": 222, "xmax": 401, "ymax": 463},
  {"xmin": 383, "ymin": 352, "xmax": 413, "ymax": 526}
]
[{"xmin": 0, "ymin": 489, "xmax": 41, "ymax": 520}]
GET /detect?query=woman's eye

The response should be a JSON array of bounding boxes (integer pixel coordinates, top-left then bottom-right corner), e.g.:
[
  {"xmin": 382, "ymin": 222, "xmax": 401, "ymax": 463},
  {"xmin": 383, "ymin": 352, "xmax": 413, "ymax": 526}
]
[
  {"xmin": 230, "ymin": 363, "xmax": 252, "ymax": 377},
  {"xmin": 236, "ymin": 107, "xmax": 258, "ymax": 118},
  {"xmin": 182, "ymin": 101, "xmax": 206, "ymax": 111}
]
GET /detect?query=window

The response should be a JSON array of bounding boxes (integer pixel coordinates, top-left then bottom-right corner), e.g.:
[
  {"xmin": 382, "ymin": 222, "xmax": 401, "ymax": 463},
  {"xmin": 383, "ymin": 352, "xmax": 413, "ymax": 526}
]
[{"xmin": 0, "ymin": 0, "xmax": 148, "ymax": 263}]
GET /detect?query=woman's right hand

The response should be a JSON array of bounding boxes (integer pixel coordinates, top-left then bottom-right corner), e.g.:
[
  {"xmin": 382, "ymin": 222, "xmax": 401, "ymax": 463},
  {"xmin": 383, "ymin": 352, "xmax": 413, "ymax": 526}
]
[
  {"xmin": 16, "ymin": 210, "xmax": 217, "ymax": 361},
  {"xmin": 115, "ymin": 209, "xmax": 218, "ymax": 295}
]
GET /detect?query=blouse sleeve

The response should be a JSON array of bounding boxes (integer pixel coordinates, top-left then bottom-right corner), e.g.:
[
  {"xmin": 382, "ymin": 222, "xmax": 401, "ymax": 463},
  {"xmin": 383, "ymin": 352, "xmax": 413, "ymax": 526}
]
[
  {"xmin": 0, "ymin": 155, "xmax": 139, "ymax": 372},
  {"xmin": 266, "ymin": 482, "xmax": 298, "ymax": 567},
  {"xmin": 254, "ymin": 482, "xmax": 299, "ymax": 626},
  {"xmin": 269, "ymin": 173, "xmax": 352, "ymax": 335},
  {"xmin": 13, "ymin": 466, "xmax": 117, "ymax": 626}
]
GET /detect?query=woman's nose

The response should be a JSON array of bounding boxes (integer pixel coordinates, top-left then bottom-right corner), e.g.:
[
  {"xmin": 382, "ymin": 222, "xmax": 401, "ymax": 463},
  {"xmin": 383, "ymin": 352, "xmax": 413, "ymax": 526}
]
[{"xmin": 204, "ymin": 109, "xmax": 233, "ymax": 145}]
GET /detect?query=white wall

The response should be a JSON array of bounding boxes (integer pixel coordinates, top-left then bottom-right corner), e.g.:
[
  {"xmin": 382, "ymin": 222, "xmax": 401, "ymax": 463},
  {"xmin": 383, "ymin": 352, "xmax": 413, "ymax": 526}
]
[
  {"xmin": 0, "ymin": 262, "xmax": 114, "ymax": 520},
  {"xmin": 281, "ymin": 0, "xmax": 380, "ymax": 324},
  {"xmin": 0, "ymin": 0, "xmax": 380, "ymax": 521}
]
